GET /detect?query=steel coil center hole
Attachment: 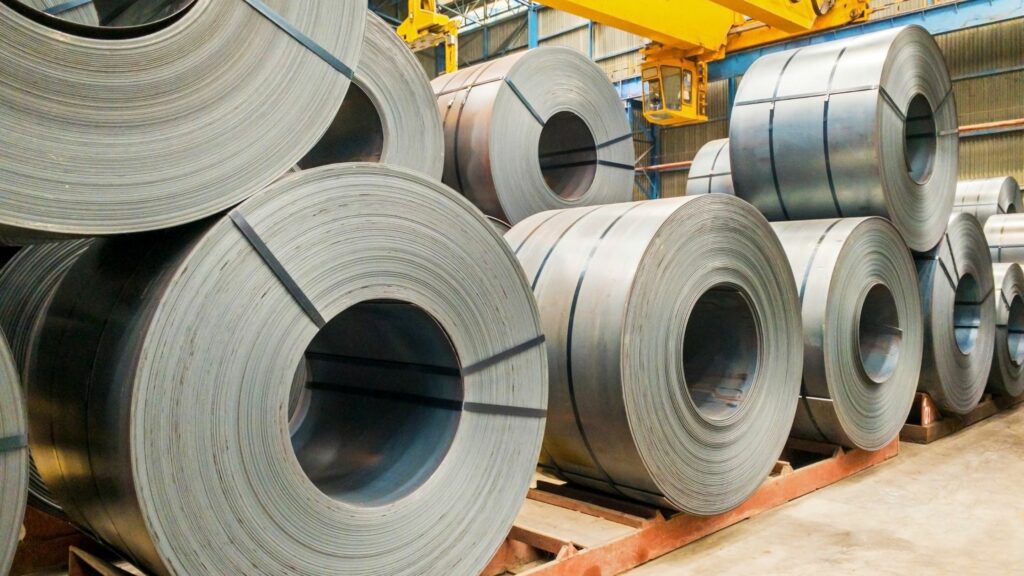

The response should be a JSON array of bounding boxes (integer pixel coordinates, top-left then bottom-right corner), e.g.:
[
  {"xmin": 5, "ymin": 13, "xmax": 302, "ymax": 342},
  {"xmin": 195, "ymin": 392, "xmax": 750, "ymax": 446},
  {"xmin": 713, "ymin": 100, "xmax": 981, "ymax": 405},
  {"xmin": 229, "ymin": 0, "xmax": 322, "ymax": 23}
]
[
  {"xmin": 954, "ymin": 273, "xmax": 982, "ymax": 355},
  {"xmin": 298, "ymin": 84, "xmax": 385, "ymax": 168},
  {"xmin": 904, "ymin": 93, "xmax": 937, "ymax": 185},
  {"xmin": 682, "ymin": 285, "xmax": 759, "ymax": 421},
  {"xmin": 7, "ymin": 0, "xmax": 196, "ymax": 38},
  {"xmin": 1008, "ymin": 295, "xmax": 1024, "ymax": 367},
  {"xmin": 538, "ymin": 111, "xmax": 598, "ymax": 200},
  {"xmin": 289, "ymin": 300, "xmax": 463, "ymax": 506},
  {"xmin": 858, "ymin": 284, "xmax": 902, "ymax": 383}
]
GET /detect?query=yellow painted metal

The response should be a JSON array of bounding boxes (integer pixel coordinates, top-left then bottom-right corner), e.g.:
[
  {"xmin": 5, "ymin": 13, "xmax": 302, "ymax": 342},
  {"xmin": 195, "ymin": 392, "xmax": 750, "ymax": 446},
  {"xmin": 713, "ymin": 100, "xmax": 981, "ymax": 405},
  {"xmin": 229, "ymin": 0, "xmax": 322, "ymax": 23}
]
[
  {"xmin": 538, "ymin": 0, "xmax": 738, "ymax": 52},
  {"xmin": 398, "ymin": 0, "xmax": 460, "ymax": 73},
  {"xmin": 715, "ymin": 0, "xmax": 817, "ymax": 32},
  {"xmin": 641, "ymin": 46, "xmax": 707, "ymax": 126},
  {"xmin": 726, "ymin": 0, "xmax": 871, "ymax": 51}
]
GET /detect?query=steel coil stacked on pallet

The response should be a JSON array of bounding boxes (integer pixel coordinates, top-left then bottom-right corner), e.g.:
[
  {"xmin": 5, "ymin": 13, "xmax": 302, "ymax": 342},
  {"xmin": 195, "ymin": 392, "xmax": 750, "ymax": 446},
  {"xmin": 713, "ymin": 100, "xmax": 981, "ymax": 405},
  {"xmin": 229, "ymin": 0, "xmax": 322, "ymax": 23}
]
[
  {"xmin": 915, "ymin": 213, "xmax": 996, "ymax": 414},
  {"xmin": 729, "ymin": 25, "xmax": 957, "ymax": 252},
  {"xmin": 508, "ymin": 195, "xmax": 803, "ymax": 516},
  {"xmin": 954, "ymin": 177, "xmax": 1021, "ymax": 226},
  {"xmin": 773, "ymin": 218, "xmax": 923, "ymax": 450},
  {"xmin": 26, "ymin": 165, "xmax": 547, "ymax": 576},
  {"xmin": 686, "ymin": 138, "xmax": 734, "ymax": 196},
  {"xmin": 0, "ymin": 0, "xmax": 365, "ymax": 244},
  {"xmin": 432, "ymin": 47, "xmax": 635, "ymax": 224},
  {"xmin": 0, "ymin": 333, "xmax": 27, "ymax": 576},
  {"xmin": 989, "ymin": 263, "xmax": 1024, "ymax": 398},
  {"xmin": 0, "ymin": 241, "xmax": 91, "ymax": 518},
  {"xmin": 298, "ymin": 12, "xmax": 444, "ymax": 178}
]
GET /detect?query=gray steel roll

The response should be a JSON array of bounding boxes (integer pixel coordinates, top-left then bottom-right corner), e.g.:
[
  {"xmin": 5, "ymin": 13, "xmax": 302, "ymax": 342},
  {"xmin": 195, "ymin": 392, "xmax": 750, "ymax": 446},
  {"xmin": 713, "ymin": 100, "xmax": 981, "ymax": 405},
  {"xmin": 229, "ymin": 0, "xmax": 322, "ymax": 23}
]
[
  {"xmin": 915, "ymin": 213, "xmax": 995, "ymax": 414},
  {"xmin": 989, "ymin": 263, "xmax": 1024, "ymax": 397},
  {"xmin": 298, "ymin": 12, "xmax": 443, "ymax": 179},
  {"xmin": 984, "ymin": 214, "xmax": 1024, "ymax": 264},
  {"xmin": 0, "ymin": 332, "xmax": 27, "ymax": 576},
  {"xmin": 686, "ymin": 138, "xmax": 734, "ymax": 196},
  {"xmin": 954, "ymin": 177, "xmax": 1021, "ymax": 226},
  {"xmin": 0, "ymin": 0, "xmax": 366, "ymax": 244},
  {"xmin": 432, "ymin": 47, "xmax": 634, "ymax": 224},
  {"xmin": 729, "ymin": 25, "xmax": 957, "ymax": 252},
  {"xmin": 508, "ymin": 195, "xmax": 803, "ymax": 516},
  {"xmin": 773, "ymin": 218, "xmax": 923, "ymax": 450},
  {"xmin": 28, "ymin": 164, "xmax": 548, "ymax": 575},
  {"xmin": 20, "ymin": 0, "xmax": 98, "ymax": 24},
  {"xmin": 0, "ymin": 240, "xmax": 91, "ymax": 518}
]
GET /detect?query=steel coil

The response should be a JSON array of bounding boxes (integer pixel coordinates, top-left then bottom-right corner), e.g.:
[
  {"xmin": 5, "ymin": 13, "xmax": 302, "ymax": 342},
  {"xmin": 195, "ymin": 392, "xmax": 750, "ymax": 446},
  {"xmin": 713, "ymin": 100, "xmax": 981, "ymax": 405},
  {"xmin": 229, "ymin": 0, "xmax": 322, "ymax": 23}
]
[
  {"xmin": 0, "ymin": 332, "xmax": 27, "ymax": 576},
  {"xmin": 729, "ymin": 25, "xmax": 957, "ymax": 252},
  {"xmin": 28, "ymin": 164, "xmax": 548, "ymax": 575},
  {"xmin": 21, "ymin": 0, "xmax": 97, "ymax": 24},
  {"xmin": 954, "ymin": 177, "xmax": 1021, "ymax": 226},
  {"xmin": 432, "ymin": 47, "xmax": 634, "ymax": 224},
  {"xmin": 0, "ymin": 240, "xmax": 90, "ymax": 518},
  {"xmin": 0, "ymin": 0, "xmax": 366, "ymax": 244},
  {"xmin": 773, "ymin": 218, "xmax": 923, "ymax": 450},
  {"xmin": 915, "ymin": 213, "xmax": 995, "ymax": 414},
  {"xmin": 507, "ymin": 195, "xmax": 802, "ymax": 516},
  {"xmin": 297, "ymin": 12, "xmax": 443, "ymax": 178},
  {"xmin": 989, "ymin": 263, "xmax": 1024, "ymax": 397},
  {"xmin": 984, "ymin": 214, "xmax": 1024, "ymax": 264},
  {"xmin": 686, "ymin": 138, "xmax": 734, "ymax": 196}
]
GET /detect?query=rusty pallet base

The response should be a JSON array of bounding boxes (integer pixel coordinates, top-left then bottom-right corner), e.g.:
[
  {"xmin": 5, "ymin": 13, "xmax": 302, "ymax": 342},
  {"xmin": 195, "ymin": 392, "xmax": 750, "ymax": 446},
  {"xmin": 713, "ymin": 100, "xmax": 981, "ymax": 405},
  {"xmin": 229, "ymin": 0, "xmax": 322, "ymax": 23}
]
[
  {"xmin": 900, "ymin": 392, "xmax": 1024, "ymax": 444},
  {"xmin": 483, "ymin": 438, "xmax": 899, "ymax": 576}
]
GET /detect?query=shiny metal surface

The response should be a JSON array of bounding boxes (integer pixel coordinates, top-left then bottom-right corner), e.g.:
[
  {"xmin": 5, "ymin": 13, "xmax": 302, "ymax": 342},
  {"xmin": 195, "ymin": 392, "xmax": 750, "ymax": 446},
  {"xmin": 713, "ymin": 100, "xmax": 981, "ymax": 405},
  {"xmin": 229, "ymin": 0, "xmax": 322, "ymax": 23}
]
[
  {"xmin": 686, "ymin": 138, "xmax": 734, "ymax": 196},
  {"xmin": 915, "ymin": 213, "xmax": 995, "ymax": 414},
  {"xmin": 0, "ymin": 240, "xmax": 90, "ymax": 517},
  {"xmin": 729, "ymin": 26, "xmax": 957, "ymax": 252},
  {"xmin": 432, "ymin": 47, "xmax": 634, "ymax": 224},
  {"xmin": 989, "ymin": 263, "xmax": 1024, "ymax": 398},
  {"xmin": 28, "ymin": 164, "xmax": 547, "ymax": 575},
  {"xmin": 984, "ymin": 214, "xmax": 1024, "ymax": 264},
  {"xmin": 773, "ymin": 218, "xmax": 923, "ymax": 450},
  {"xmin": 507, "ymin": 195, "xmax": 803, "ymax": 516},
  {"xmin": 0, "ymin": 0, "xmax": 366, "ymax": 244},
  {"xmin": 954, "ymin": 176, "xmax": 1021, "ymax": 226},
  {"xmin": 19, "ymin": 0, "xmax": 97, "ymax": 24},
  {"xmin": 298, "ymin": 12, "xmax": 443, "ymax": 179},
  {"xmin": 0, "ymin": 332, "xmax": 27, "ymax": 576}
]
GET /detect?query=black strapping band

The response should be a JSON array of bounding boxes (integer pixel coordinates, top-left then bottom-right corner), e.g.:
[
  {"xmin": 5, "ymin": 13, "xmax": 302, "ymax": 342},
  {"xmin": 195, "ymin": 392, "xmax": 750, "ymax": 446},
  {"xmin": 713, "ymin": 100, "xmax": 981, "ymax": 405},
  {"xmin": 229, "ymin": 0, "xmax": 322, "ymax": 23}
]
[
  {"xmin": 504, "ymin": 78, "xmax": 545, "ymax": 126},
  {"xmin": 44, "ymin": 0, "xmax": 92, "ymax": 14},
  {"xmin": 463, "ymin": 334, "xmax": 546, "ymax": 376},
  {"xmin": 0, "ymin": 434, "xmax": 26, "ymax": 453},
  {"xmin": 878, "ymin": 87, "xmax": 906, "ymax": 121},
  {"xmin": 597, "ymin": 133, "xmax": 633, "ymax": 149},
  {"xmin": 434, "ymin": 76, "xmax": 503, "ymax": 98},
  {"xmin": 241, "ymin": 0, "xmax": 354, "ymax": 79},
  {"xmin": 228, "ymin": 210, "xmax": 326, "ymax": 329},
  {"xmin": 308, "ymin": 381, "xmax": 547, "ymax": 419},
  {"xmin": 598, "ymin": 160, "xmax": 636, "ymax": 171}
]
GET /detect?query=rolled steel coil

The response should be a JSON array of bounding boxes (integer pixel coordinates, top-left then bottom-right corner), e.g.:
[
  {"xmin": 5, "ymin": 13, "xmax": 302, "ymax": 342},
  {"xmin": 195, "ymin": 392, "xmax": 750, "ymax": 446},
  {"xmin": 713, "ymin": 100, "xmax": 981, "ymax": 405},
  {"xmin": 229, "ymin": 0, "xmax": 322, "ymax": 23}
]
[
  {"xmin": 432, "ymin": 47, "xmax": 634, "ymax": 224},
  {"xmin": 0, "ymin": 240, "xmax": 91, "ymax": 517},
  {"xmin": 984, "ymin": 214, "xmax": 1024, "ymax": 264},
  {"xmin": 508, "ymin": 195, "xmax": 802, "ymax": 516},
  {"xmin": 686, "ymin": 138, "xmax": 734, "ymax": 196},
  {"xmin": 28, "ymin": 164, "xmax": 548, "ymax": 575},
  {"xmin": 20, "ymin": 0, "xmax": 98, "ymax": 24},
  {"xmin": 915, "ymin": 213, "xmax": 995, "ymax": 414},
  {"xmin": 297, "ymin": 12, "xmax": 443, "ymax": 179},
  {"xmin": 0, "ymin": 0, "xmax": 366, "ymax": 244},
  {"xmin": 773, "ymin": 218, "xmax": 923, "ymax": 450},
  {"xmin": 729, "ymin": 25, "xmax": 957, "ymax": 252},
  {"xmin": 989, "ymin": 263, "xmax": 1024, "ymax": 397},
  {"xmin": 0, "ymin": 333, "xmax": 27, "ymax": 576},
  {"xmin": 954, "ymin": 177, "xmax": 1021, "ymax": 226}
]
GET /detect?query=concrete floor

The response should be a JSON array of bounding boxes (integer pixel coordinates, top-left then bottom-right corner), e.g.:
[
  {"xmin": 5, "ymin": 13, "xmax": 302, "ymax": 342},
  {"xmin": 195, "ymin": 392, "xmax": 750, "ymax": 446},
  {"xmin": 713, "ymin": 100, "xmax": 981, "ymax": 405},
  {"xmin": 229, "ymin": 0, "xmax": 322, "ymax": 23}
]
[{"xmin": 626, "ymin": 405, "xmax": 1024, "ymax": 575}]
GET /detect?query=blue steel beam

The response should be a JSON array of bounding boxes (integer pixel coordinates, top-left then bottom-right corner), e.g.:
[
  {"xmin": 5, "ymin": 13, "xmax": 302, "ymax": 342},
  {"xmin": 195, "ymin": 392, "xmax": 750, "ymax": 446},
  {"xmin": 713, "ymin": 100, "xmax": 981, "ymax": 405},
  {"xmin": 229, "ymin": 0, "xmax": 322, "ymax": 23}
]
[{"xmin": 710, "ymin": 0, "xmax": 1024, "ymax": 81}]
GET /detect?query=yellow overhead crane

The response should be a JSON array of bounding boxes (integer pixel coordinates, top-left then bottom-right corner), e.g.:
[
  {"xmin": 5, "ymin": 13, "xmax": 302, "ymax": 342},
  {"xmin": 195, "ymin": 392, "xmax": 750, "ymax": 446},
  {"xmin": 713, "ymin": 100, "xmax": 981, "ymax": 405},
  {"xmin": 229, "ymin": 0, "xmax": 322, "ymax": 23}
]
[{"xmin": 399, "ymin": 0, "xmax": 870, "ymax": 125}]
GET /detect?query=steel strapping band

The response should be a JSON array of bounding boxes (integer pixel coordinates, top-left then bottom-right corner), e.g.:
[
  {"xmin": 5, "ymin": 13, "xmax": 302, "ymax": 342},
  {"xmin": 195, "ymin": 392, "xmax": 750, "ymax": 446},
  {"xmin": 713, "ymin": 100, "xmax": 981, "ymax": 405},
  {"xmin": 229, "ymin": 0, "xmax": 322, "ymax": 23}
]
[
  {"xmin": 529, "ymin": 207, "xmax": 603, "ymax": 289},
  {"xmin": 597, "ymin": 133, "xmax": 633, "ymax": 149},
  {"xmin": 434, "ymin": 76, "xmax": 503, "ymax": 98},
  {"xmin": 878, "ymin": 86, "xmax": 906, "ymax": 121},
  {"xmin": 597, "ymin": 160, "xmax": 636, "ymax": 171},
  {"xmin": 462, "ymin": 334, "xmax": 547, "ymax": 376},
  {"xmin": 735, "ymin": 83, "xmax": 882, "ymax": 107},
  {"xmin": 504, "ymin": 78, "xmax": 545, "ymax": 126},
  {"xmin": 451, "ymin": 61, "xmax": 499, "ymax": 194},
  {"xmin": 307, "ymin": 382, "xmax": 547, "ymax": 419},
  {"xmin": 767, "ymin": 51, "xmax": 799, "ymax": 220},
  {"xmin": 241, "ymin": 0, "xmax": 354, "ymax": 79},
  {"xmin": 228, "ymin": 210, "xmax": 326, "ymax": 329},
  {"xmin": 43, "ymin": 0, "xmax": 92, "ymax": 14},
  {"xmin": 822, "ymin": 47, "xmax": 849, "ymax": 218},
  {"xmin": 0, "ymin": 434, "xmax": 26, "ymax": 453}
]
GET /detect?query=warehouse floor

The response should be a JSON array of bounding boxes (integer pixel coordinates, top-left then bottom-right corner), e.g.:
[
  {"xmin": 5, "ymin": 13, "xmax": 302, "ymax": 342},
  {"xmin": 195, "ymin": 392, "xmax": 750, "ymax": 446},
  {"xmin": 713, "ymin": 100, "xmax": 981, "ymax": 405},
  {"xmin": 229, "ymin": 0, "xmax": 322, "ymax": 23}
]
[{"xmin": 626, "ymin": 405, "xmax": 1024, "ymax": 575}]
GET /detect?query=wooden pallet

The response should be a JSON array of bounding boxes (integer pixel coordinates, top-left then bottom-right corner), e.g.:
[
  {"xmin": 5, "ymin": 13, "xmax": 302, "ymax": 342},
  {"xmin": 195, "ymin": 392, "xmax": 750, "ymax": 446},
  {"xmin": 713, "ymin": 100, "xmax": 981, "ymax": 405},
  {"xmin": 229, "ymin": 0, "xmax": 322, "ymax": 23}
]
[
  {"xmin": 482, "ymin": 438, "xmax": 899, "ymax": 576},
  {"xmin": 900, "ymin": 392, "xmax": 1024, "ymax": 444},
  {"xmin": 10, "ymin": 507, "xmax": 109, "ymax": 576}
]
